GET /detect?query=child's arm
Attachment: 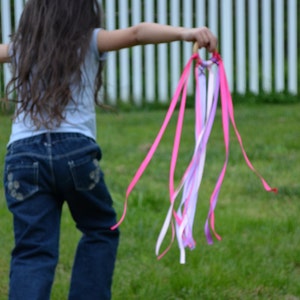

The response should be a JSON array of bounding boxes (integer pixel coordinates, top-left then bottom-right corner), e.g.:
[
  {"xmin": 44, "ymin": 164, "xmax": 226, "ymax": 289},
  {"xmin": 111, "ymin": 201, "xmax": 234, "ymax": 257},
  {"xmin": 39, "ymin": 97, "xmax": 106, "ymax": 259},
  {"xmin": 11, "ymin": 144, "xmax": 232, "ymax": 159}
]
[
  {"xmin": 0, "ymin": 44, "xmax": 10, "ymax": 63},
  {"xmin": 97, "ymin": 22, "xmax": 217, "ymax": 53}
]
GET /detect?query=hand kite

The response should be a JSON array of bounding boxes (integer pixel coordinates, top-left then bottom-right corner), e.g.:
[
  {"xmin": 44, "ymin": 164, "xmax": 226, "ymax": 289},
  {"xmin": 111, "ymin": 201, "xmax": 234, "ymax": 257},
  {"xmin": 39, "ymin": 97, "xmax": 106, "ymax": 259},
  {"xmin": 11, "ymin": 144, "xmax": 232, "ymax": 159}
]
[{"xmin": 112, "ymin": 44, "xmax": 277, "ymax": 264}]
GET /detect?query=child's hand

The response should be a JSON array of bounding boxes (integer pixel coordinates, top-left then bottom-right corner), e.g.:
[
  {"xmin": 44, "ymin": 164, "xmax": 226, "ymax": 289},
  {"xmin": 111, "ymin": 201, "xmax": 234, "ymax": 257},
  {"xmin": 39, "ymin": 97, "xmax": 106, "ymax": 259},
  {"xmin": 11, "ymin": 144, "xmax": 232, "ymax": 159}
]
[{"xmin": 181, "ymin": 27, "xmax": 217, "ymax": 53}]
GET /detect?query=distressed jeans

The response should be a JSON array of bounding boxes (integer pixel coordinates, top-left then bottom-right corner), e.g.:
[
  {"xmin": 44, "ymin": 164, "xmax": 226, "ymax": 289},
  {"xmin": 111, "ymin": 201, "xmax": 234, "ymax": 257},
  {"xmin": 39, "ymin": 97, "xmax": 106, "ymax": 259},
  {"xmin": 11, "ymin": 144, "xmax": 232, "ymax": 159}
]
[{"xmin": 4, "ymin": 133, "xmax": 119, "ymax": 300}]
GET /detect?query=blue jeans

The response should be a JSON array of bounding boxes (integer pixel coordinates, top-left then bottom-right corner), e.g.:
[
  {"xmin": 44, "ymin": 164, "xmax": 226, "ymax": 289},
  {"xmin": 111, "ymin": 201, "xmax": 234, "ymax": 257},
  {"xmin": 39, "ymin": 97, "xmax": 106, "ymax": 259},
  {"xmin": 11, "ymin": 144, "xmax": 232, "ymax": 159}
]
[{"xmin": 4, "ymin": 133, "xmax": 120, "ymax": 300}]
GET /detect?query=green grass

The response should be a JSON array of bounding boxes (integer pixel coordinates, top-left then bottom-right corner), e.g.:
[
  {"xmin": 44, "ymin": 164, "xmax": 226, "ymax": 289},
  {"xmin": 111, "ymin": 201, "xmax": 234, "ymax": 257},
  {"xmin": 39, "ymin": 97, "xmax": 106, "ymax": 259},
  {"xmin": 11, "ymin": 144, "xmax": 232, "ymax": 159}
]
[{"xmin": 0, "ymin": 102, "xmax": 300, "ymax": 299}]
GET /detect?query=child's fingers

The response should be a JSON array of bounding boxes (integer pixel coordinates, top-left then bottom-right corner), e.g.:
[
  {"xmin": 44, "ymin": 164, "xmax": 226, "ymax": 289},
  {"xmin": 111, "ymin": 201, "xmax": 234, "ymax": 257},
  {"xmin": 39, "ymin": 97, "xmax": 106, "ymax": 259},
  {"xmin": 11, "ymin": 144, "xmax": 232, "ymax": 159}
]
[
  {"xmin": 197, "ymin": 28, "xmax": 217, "ymax": 52},
  {"xmin": 194, "ymin": 40, "xmax": 217, "ymax": 53},
  {"xmin": 183, "ymin": 27, "xmax": 217, "ymax": 52}
]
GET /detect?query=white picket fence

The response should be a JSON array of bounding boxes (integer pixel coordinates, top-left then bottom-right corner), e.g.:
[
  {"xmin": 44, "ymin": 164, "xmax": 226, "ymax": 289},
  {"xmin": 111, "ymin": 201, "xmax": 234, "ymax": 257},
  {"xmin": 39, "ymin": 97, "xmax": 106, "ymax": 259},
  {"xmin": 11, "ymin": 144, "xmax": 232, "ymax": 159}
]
[{"xmin": 0, "ymin": 0, "xmax": 298, "ymax": 105}]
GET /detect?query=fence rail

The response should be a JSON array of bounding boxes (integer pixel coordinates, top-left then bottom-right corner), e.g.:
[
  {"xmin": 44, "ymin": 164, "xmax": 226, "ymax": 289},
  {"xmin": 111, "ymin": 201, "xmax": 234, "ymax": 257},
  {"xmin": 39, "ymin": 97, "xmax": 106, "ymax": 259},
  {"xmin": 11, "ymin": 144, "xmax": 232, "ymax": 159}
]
[{"xmin": 1, "ymin": 0, "xmax": 298, "ymax": 105}]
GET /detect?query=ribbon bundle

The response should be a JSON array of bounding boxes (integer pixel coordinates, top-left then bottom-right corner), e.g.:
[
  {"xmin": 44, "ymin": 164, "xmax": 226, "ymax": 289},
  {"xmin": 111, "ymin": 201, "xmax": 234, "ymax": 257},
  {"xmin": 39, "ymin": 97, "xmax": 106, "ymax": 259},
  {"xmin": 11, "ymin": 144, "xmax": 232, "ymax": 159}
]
[{"xmin": 112, "ymin": 47, "xmax": 277, "ymax": 264}]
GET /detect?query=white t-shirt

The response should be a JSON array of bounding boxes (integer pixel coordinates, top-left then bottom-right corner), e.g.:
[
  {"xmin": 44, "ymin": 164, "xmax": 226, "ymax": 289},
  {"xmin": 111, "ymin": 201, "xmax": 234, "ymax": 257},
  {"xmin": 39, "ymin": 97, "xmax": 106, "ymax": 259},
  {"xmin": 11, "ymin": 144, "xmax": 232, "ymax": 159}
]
[{"xmin": 8, "ymin": 28, "xmax": 106, "ymax": 145}]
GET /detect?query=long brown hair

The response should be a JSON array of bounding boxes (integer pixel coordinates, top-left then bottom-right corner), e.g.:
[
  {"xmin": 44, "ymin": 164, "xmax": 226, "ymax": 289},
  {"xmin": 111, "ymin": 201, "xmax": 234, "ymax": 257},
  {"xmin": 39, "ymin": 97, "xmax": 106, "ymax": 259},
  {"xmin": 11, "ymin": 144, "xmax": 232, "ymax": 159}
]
[{"xmin": 6, "ymin": 0, "xmax": 104, "ymax": 129}]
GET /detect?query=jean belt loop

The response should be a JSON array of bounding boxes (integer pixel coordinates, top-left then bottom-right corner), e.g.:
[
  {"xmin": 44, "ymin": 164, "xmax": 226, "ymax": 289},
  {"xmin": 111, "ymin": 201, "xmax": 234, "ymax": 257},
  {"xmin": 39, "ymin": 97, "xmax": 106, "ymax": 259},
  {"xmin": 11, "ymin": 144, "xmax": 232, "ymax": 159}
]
[{"xmin": 46, "ymin": 131, "xmax": 51, "ymax": 146}]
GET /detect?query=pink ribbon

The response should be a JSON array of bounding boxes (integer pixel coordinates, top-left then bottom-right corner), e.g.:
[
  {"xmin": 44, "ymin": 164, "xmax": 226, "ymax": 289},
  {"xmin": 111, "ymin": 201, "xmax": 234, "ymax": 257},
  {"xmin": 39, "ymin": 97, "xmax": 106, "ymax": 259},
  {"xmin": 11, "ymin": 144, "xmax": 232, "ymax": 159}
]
[{"xmin": 111, "ymin": 51, "xmax": 277, "ymax": 264}]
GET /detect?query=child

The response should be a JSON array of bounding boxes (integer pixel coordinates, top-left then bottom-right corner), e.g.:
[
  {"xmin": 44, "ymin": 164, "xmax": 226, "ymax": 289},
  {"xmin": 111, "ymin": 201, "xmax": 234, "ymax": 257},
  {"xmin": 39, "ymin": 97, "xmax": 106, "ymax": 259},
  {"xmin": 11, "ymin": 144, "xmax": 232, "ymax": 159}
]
[{"xmin": 0, "ymin": 0, "xmax": 217, "ymax": 299}]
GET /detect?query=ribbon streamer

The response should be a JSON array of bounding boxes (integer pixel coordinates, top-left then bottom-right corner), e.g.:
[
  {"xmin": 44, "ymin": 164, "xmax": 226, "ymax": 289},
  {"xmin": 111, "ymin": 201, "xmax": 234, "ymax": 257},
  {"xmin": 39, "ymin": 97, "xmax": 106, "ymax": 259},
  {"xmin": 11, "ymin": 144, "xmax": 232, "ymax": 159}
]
[{"xmin": 112, "ymin": 47, "xmax": 277, "ymax": 264}]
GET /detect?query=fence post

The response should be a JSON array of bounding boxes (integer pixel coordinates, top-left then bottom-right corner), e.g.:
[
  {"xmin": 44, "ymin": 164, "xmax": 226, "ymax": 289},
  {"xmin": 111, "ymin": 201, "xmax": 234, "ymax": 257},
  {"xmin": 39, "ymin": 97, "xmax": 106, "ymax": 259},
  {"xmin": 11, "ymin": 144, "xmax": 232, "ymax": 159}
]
[
  {"xmin": 158, "ymin": 0, "xmax": 169, "ymax": 103},
  {"xmin": 221, "ymin": 0, "xmax": 233, "ymax": 91},
  {"xmin": 274, "ymin": 0, "xmax": 285, "ymax": 92},
  {"xmin": 118, "ymin": 0, "xmax": 130, "ymax": 103},
  {"xmin": 144, "ymin": 1, "xmax": 155, "ymax": 103},
  {"xmin": 208, "ymin": 0, "xmax": 218, "ymax": 37},
  {"xmin": 14, "ymin": 0, "xmax": 24, "ymax": 26},
  {"xmin": 132, "ymin": 0, "xmax": 143, "ymax": 105},
  {"xmin": 104, "ymin": 0, "xmax": 117, "ymax": 105},
  {"xmin": 1, "ymin": 0, "xmax": 12, "ymax": 88},
  {"xmin": 261, "ymin": 0, "xmax": 272, "ymax": 93},
  {"xmin": 170, "ymin": 0, "xmax": 181, "ymax": 95},
  {"xmin": 248, "ymin": 0, "xmax": 259, "ymax": 94},
  {"xmin": 236, "ymin": 0, "xmax": 246, "ymax": 94},
  {"xmin": 288, "ymin": 0, "xmax": 298, "ymax": 95},
  {"xmin": 196, "ymin": 0, "xmax": 206, "ymax": 58}
]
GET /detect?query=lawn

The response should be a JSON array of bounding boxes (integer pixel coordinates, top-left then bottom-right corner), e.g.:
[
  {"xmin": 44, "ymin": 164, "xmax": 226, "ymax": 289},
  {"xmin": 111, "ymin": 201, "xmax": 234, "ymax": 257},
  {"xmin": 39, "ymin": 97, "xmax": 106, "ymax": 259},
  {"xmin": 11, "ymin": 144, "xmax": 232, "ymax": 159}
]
[{"xmin": 0, "ymin": 102, "xmax": 299, "ymax": 299}]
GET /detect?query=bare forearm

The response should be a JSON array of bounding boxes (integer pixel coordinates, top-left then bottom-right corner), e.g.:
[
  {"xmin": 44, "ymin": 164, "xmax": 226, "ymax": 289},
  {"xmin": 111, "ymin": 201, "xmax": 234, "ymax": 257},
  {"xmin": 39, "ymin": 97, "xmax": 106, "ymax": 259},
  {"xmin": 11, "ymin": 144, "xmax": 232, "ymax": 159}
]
[
  {"xmin": 98, "ymin": 22, "xmax": 217, "ymax": 53},
  {"xmin": 97, "ymin": 23, "xmax": 183, "ymax": 52},
  {"xmin": 134, "ymin": 22, "xmax": 185, "ymax": 45},
  {"xmin": 135, "ymin": 23, "xmax": 217, "ymax": 52}
]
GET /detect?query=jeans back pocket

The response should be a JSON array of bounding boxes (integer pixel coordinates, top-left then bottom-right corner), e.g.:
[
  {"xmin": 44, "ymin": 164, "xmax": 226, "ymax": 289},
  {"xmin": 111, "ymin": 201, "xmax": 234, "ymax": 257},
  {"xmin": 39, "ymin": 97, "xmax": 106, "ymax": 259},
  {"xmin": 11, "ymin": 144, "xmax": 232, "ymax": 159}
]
[
  {"xmin": 5, "ymin": 161, "xmax": 39, "ymax": 202},
  {"xmin": 69, "ymin": 155, "xmax": 101, "ymax": 191}
]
